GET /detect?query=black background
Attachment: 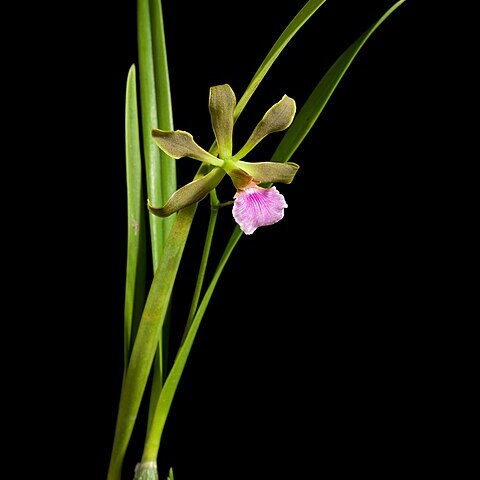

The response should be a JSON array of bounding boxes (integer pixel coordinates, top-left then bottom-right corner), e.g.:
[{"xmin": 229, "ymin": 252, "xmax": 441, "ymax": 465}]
[
  {"xmin": 22, "ymin": 0, "xmax": 450, "ymax": 478},
  {"xmin": 104, "ymin": 1, "xmax": 432, "ymax": 478}
]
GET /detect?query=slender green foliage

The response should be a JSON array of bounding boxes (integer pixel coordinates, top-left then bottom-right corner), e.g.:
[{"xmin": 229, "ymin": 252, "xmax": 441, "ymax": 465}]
[
  {"xmin": 109, "ymin": 1, "xmax": 407, "ymax": 478},
  {"xmin": 149, "ymin": 0, "xmax": 176, "ymax": 237},
  {"xmin": 138, "ymin": 0, "xmax": 164, "ymax": 267},
  {"xmin": 124, "ymin": 65, "xmax": 147, "ymax": 370},
  {"xmin": 143, "ymin": 0, "xmax": 178, "ymax": 440},
  {"xmin": 108, "ymin": 206, "xmax": 197, "ymax": 480},
  {"xmin": 271, "ymin": 0, "xmax": 408, "ymax": 164},
  {"xmin": 138, "ymin": 0, "xmax": 168, "ymax": 442},
  {"xmin": 234, "ymin": 0, "xmax": 328, "ymax": 121}
]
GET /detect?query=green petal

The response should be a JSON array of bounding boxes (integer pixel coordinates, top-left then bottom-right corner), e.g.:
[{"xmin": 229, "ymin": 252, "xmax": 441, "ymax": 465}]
[
  {"xmin": 237, "ymin": 161, "xmax": 299, "ymax": 184},
  {"xmin": 233, "ymin": 95, "xmax": 296, "ymax": 161},
  {"xmin": 225, "ymin": 167, "xmax": 254, "ymax": 189},
  {"xmin": 152, "ymin": 129, "xmax": 224, "ymax": 167},
  {"xmin": 209, "ymin": 84, "xmax": 236, "ymax": 159},
  {"xmin": 148, "ymin": 167, "xmax": 225, "ymax": 217}
]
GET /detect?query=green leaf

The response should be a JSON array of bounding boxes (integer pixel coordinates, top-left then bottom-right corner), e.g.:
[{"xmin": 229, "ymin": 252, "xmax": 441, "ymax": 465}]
[
  {"xmin": 150, "ymin": 0, "xmax": 176, "ymax": 241},
  {"xmin": 233, "ymin": 95, "xmax": 296, "ymax": 161},
  {"xmin": 148, "ymin": 0, "xmax": 177, "ymax": 439},
  {"xmin": 233, "ymin": 0, "xmax": 328, "ymax": 122},
  {"xmin": 139, "ymin": 0, "xmax": 167, "ymax": 450},
  {"xmin": 271, "ymin": 0, "xmax": 408, "ymax": 164},
  {"xmin": 148, "ymin": 168, "xmax": 226, "ymax": 217},
  {"xmin": 124, "ymin": 65, "xmax": 147, "ymax": 371},
  {"xmin": 152, "ymin": 129, "xmax": 224, "ymax": 167},
  {"xmin": 209, "ymin": 84, "xmax": 236, "ymax": 159},
  {"xmin": 108, "ymin": 206, "xmax": 197, "ymax": 480},
  {"xmin": 138, "ymin": 0, "xmax": 164, "ymax": 269}
]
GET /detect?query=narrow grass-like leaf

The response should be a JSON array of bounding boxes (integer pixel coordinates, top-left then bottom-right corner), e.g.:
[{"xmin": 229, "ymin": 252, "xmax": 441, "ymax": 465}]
[
  {"xmin": 234, "ymin": 0, "xmax": 328, "ymax": 121},
  {"xmin": 150, "ymin": 0, "xmax": 176, "ymax": 240},
  {"xmin": 271, "ymin": 0, "xmax": 407, "ymax": 164},
  {"xmin": 124, "ymin": 65, "xmax": 147, "ymax": 370},
  {"xmin": 138, "ymin": 0, "xmax": 164, "ymax": 268},
  {"xmin": 108, "ymin": 205, "xmax": 197, "ymax": 480},
  {"xmin": 139, "ymin": 0, "xmax": 167, "ymax": 445},
  {"xmin": 140, "ymin": 0, "xmax": 179, "ymax": 440},
  {"xmin": 150, "ymin": 4, "xmax": 176, "ymax": 385}
]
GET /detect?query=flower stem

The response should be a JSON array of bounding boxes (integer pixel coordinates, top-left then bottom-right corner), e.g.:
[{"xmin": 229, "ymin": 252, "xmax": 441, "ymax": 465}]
[
  {"xmin": 141, "ymin": 226, "xmax": 243, "ymax": 463},
  {"xmin": 180, "ymin": 189, "xmax": 220, "ymax": 345},
  {"xmin": 142, "ymin": 189, "xmax": 220, "ymax": 463}
]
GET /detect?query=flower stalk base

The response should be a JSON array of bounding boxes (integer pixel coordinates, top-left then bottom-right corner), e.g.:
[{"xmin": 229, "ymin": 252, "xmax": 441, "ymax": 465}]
[{"xmin": 134, "ymin": 461, "xmax": 159, "ymax": 480}]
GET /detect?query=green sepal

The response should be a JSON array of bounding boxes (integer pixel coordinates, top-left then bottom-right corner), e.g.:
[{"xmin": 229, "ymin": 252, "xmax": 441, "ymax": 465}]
[
  {"xmin": 233, "ymin": 95, "xmax": 296, "ymax": 160},
  {"xmin": 209, "ymin": 84, "xmax": 236, "ymax": 159},
  {"xmin": 152, "ymin": 129, "xmax": 224, "ymax": 167},
  {"xmin": 226, "ymin": 167, "xmax": 254, "ymax": 189},
  {"xmin": 237, "ymin": 160, "xmax": 299, "ymax": 184},
  {"xmin": 148, "ymin": 167, "xmax": 225, "ymax": 217}
]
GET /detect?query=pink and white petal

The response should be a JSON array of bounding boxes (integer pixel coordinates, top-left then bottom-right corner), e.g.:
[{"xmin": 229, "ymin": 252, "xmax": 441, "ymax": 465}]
[{"xmin": 232, "ymin": 186, "xmax": 288, "ymax": 235}]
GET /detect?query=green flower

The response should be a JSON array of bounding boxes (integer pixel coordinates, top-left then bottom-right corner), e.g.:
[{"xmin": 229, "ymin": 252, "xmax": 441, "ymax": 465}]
[{"xmin": 148, "ymin": 84, "xmax": 299, "ymax": 232}]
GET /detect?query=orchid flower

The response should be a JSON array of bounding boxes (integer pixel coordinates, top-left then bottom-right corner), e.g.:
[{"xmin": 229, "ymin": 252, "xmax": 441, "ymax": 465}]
[{"xmin": 148, "ymin": 84, "xmax": 299, "ymax": 234}]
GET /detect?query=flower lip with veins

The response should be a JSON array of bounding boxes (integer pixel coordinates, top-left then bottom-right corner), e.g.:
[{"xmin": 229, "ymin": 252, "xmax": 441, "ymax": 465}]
[{"xmin": 232, "ymin": 183, "xmax": 288, "ymax": 235}]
